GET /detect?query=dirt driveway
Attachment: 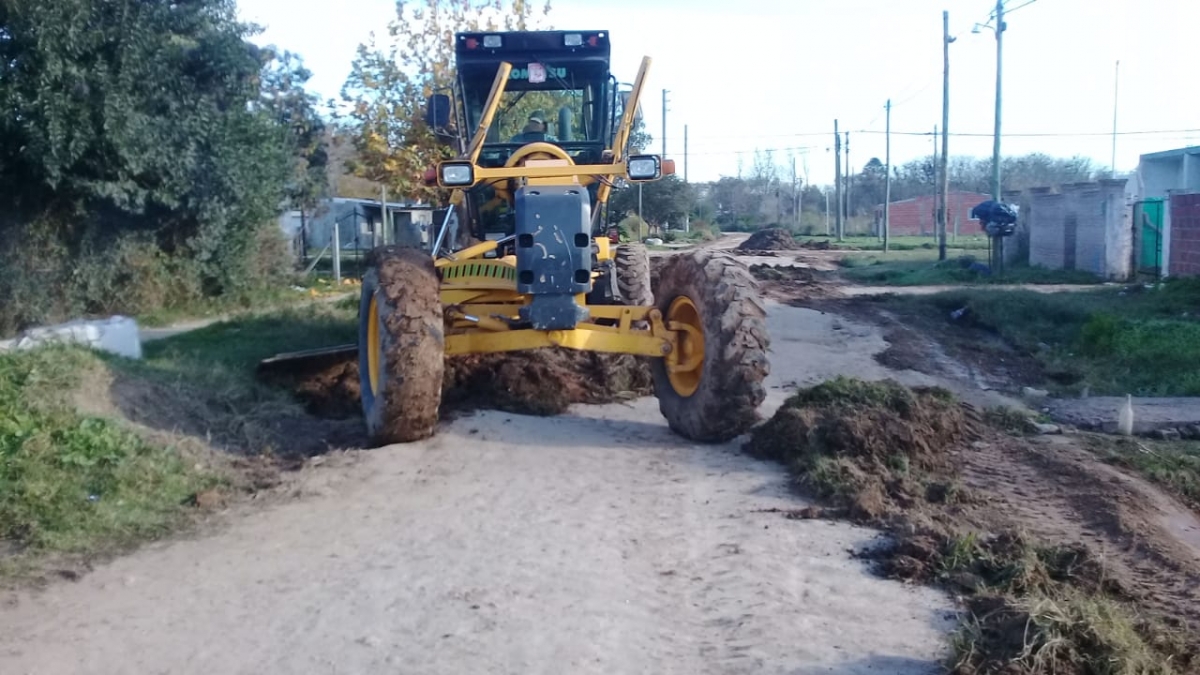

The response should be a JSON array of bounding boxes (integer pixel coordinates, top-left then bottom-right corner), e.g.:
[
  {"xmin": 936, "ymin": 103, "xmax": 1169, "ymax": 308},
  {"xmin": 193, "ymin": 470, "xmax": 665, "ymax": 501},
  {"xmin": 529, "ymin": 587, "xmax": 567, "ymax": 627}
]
[{"xmin": 0, "ymin": 300, "xmax": 957, "ymax": 675}]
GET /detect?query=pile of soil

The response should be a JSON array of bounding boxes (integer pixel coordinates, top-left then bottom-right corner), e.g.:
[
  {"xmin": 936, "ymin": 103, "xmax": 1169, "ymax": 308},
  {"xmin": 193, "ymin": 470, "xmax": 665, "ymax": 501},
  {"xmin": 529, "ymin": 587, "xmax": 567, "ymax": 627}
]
[
  {"xmin": 443, "ymin": 350, "xmax": 653, "ymax": 416},
  {"xmin": 748, "ymin": 264, "xmax": 815, "ymax": 284},
  {"xmin": 746, "ymin": 376, "xmax": 1200, "ymax": 674},
  {"xmin": 738, "ymin": 228, "xmax": 798, "ymax": 252},
  {"xmin": 744, "ymin": 377, "xmax": 977, "ymax": 520},
  {"xmin": 282, "ymin": 349, "xmax": 653, "ymax": 420}
]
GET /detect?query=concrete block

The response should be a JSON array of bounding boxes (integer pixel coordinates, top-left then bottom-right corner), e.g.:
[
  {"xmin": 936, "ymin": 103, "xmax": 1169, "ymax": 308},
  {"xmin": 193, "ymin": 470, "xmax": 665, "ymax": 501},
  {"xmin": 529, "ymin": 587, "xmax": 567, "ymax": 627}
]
[{"xmin": 0, "ymin": 316, "xmax": 143, "ymax": 359}]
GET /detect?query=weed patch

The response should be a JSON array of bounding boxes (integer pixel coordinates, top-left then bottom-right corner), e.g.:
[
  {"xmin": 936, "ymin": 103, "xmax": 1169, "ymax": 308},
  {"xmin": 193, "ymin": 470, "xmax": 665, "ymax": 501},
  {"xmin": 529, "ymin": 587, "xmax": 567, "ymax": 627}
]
[
  {"xmin": 0, "ymin": 347, "xmax": 218, "ymax": 568},
  {"xmin": 881, "ymin": 280, "xmax": 1200, "ymax": 396},
  {"xmin": 1084, "ymin": 436, "xmax": 1200, "ymax": 514},
  {"xmin": 839, "ymin": 255, "xmax": 1103, "ymax": 287},
  {"xmin": 744, "ymin": 377, "xmax": 974, "ymax": 520},
  {"xmin": 748, "ymin": 377, "xmax": 1198, "ymax": 674}
]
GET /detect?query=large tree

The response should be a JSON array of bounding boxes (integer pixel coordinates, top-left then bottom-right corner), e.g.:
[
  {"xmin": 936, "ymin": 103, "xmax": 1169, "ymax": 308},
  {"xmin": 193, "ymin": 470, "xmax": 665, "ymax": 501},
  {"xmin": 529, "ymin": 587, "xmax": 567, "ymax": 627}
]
[
  {"xmin": 339, "ymin": 0, "xmax": 552, "ymax": 203},
  {"xmin": 609, "ymin": 175, "xmax": 694, "ymax": 229},
  {"xmin": 0, "ymin": 0, "xmax": 327, "ymax": 329}
]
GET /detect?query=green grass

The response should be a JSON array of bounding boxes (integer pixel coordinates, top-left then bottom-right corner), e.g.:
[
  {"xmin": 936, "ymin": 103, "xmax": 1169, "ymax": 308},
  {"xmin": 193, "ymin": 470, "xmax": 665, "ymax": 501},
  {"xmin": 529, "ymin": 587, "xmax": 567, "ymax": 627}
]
[
  {"xmin": 1, "ymin": 300, "xmax": 360, "ymax": 576},
  {"xmin": 137, "ymin": 276, "xmax": 357, "ymax": 328},
  {"xmin": 140, "ymin": 302, "xmax": 356, "ymax": 373},
  {"xmin": 837, "ymin": 249, "xmax": 1104, "ymax": 287},
  {"xmin": 0, "ymin": 347, "xmax": 219, "ymax": 565},
  {"xmin": 883, "ymin": 278, "xmax": 1200, "ymax": 396},
  {"xmin": 796, "ymin": 234, "xmax": 992, "ymax": 252},
  {"xmin": 1085, "ymin": 437, "xmax": 1200, "ymax": 513}
]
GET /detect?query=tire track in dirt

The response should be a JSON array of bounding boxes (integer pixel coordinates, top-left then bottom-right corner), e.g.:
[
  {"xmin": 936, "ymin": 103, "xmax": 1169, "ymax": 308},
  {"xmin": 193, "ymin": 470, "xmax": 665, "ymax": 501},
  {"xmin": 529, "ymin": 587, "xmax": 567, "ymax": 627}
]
[{"xmin": 0, "ymin": 302, "xmax": 956, "ymax": 675}]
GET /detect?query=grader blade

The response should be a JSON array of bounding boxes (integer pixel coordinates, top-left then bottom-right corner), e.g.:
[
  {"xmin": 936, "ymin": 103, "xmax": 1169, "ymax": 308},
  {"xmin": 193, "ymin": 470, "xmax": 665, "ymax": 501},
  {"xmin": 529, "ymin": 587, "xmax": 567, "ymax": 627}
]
[{"xmin": 256, "ymin": 344, "xmax": 358, "ymax": 383}]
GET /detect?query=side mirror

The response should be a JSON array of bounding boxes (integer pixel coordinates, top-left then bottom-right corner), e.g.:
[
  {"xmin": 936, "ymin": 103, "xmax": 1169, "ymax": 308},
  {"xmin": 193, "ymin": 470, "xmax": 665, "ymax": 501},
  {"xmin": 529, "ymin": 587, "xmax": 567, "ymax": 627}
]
[{"xmin": 425, "ymin": 94, "xmax": 451, "ymax": 128}]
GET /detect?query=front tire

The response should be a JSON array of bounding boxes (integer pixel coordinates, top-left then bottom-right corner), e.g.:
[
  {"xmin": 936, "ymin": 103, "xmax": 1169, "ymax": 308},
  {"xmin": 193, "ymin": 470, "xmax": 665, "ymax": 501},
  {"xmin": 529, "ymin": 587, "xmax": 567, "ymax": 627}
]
[
  {"xmin": 358, "ymin": 246, "xmax": 444, "ymax": 446},
  {"xmin": 652, "ymin": 251, "xmax": 770, "ymax": 442}
]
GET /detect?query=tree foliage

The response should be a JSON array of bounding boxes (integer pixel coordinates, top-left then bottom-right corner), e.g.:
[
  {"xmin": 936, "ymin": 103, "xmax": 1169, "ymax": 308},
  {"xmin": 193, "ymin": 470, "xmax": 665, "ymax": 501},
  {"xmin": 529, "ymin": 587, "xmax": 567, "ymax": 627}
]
[
  {"xmin": 609, "ymin": 175, "xmax": 694, "ymax": 229},
  {"xmin": 339, "ymin": 0, "xmax": 552, "ymax": 202},
  {"xmin": 698, "ymin": 151, "xmax": 1105, "ymax": 231},
  {"xmin": 0, "ymin": 0, "xmax": 327, "ymax": 333}
]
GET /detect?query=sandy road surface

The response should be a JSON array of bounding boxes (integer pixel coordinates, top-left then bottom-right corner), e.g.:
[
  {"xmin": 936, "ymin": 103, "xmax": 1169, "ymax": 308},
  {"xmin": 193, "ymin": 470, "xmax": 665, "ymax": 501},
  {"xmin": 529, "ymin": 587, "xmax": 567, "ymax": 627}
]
[{"xmin": 0, "ymin": 301, "xmax": 955, "ymax": 675}]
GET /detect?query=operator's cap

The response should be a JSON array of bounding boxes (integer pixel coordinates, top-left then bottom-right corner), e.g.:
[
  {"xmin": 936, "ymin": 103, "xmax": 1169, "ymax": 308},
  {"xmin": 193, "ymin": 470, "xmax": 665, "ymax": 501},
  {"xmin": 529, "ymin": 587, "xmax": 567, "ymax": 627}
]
[{"xmin": 528, "ymin": 110, "xmax": 546, "ymax": 124}]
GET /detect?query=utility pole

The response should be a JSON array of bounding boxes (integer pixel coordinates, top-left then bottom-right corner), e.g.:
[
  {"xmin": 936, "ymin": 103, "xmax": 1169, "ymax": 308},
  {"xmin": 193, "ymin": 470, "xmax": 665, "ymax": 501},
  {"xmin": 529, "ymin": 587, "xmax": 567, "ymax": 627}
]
[
  {"xmin": 684, "ymin": 123, "xmax": 689, "ymax": 182},
  {"xmin": 792, "ymin": 156, "xmax": 799, "ymax": 229},
  {"xmin": 1111, "ymin": 60, "xmax": 1120, "ymax": 176},
  {"xmin": 683, "ymin": 123, "xmax": 690, "ymax": 233},
  {"xmin": 940, "ymin": 9, "xmax": 954, "ymax": 261},
  {"xmin": 844, "ymin": 132, "xmax": 852, "ymax": 228},
  {"xmin": 991, "ymin": 0, "xmax": 1005, "ymax": 201},
  {"xmin": 661, "ymin": 89, "xmax": 669, "ymax": 158},
  {"xmin": 825, "ymin": 189, "xmax": 830, "ymax": 236},
  {"xmin": 933, "ymin": 124, "xmax": 939, "ymax": 242},
  {"xmin": 883, "ymin": 99, "xmax": 891, "ymax": 253},
  {"xmin": 380, "ymin": 184, "xmax": 389, "ymax": 245},
  {"xmin": 834, "ymin": 120, "xmax": 843, "ymax": 241}
]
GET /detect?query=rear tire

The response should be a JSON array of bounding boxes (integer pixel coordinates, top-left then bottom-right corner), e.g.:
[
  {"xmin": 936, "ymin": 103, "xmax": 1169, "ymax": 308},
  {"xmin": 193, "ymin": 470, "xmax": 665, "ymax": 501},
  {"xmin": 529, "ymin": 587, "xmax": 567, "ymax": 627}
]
[
  {"xmin": 614, "ymin": 243, "xmax": 653, "ymax": 306},
  {"xmin": 651, "ymin": 251, "xmax": 770, "ymax": 442},
  {"xmin": 358, "ymin": 246, "xmax": 444, "ymax": 446}
]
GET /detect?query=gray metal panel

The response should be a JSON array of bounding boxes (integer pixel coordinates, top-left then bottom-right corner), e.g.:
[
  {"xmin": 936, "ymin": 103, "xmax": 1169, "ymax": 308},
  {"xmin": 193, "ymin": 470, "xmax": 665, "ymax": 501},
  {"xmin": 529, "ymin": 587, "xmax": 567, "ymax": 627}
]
[{"xmin": 513, "ymin": 186, "xmax": 592, "ymax": 330}]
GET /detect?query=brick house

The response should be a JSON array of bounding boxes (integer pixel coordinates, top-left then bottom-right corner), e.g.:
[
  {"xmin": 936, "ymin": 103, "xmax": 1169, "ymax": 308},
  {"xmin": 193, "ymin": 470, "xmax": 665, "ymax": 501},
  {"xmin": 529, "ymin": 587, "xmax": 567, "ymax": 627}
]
[
  {"xmin": 1169, "ymin": 193, "xmax": 1200, "ymax": 276},
  {"xmin": 872, "ymin": 191, "xmax": 992, "ymax": 237},
  {"xmin": 1135, "ymin": 146, "xmax": 1200, "ymax": 277}
]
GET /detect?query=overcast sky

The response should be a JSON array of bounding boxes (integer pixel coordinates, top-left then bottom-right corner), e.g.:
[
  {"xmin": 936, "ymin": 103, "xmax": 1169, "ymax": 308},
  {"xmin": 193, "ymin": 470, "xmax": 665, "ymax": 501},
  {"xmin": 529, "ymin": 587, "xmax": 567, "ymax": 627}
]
[{"xmin": 237, "ymin": 0, "xmax": 1199, "ymax": 186}]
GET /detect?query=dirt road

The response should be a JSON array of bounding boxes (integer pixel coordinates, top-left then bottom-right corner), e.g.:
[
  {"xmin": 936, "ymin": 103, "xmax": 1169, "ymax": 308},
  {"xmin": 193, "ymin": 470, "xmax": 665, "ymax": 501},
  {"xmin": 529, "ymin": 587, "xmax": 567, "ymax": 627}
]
[{"xmin": 0, "ymin": 301, "xmax": 956, "ymax": 675}]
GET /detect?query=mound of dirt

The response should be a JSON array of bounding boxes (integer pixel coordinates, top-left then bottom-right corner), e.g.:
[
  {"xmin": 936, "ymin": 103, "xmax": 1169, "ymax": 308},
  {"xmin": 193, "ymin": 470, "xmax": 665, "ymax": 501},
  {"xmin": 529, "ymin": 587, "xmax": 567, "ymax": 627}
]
[
  {"xmin": 280, "ymin": 349, "xmax": 653, "ymax": 420},
  {"xmin": 748, "ymin": 376, "xmax": 1200, "ymax": 674},
  {"xmin": 738, "ymin": 228, "xmax": 798, "ymax": 252},
  {"xmin": 443, "ymin": 350, "xmax": 653, "ymax": 416},
  {"xmin": 748, "ymin": 264, "xmax": 815, "ymax": 283},
  {"xmin": 293, "ymin": 359, "xmax": 362, "ymax": 420},
  {"xmin": 744, "ymin": 377, "xmax": 977, "ymax": 520}
]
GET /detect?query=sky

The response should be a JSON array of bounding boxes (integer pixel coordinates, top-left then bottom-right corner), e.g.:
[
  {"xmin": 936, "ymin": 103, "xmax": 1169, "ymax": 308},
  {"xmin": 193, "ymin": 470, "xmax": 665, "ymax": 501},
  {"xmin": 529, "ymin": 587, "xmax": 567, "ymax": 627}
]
[{"xmin": 236, "ymin": 0, "xmax": 1200, "ymax": 187}]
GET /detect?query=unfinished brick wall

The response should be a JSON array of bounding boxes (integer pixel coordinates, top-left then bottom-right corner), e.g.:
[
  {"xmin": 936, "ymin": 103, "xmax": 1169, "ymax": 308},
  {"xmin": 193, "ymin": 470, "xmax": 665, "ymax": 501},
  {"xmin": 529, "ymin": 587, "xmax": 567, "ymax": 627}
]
[
  {"xmin": 1169, "ymin": 193, "xmax": 1200, "ymax": 277},
  {"xmin": 1026, "ymin": 179, "xmax": 1131, "ymax": 279},
  {"xmin": 874, "ymin": 192, "xmax": 991, "ymax": 237},
  {"xmin": 1029, "ymin": 188, "xmax": 1065, "ymax": 269}
]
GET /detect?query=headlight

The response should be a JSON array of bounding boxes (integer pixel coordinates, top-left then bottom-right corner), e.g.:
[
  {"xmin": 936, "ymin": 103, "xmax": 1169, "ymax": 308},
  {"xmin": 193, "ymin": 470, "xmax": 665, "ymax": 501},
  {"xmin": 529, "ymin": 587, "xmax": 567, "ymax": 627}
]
[
  {"xmin": 440, "ymin": 163, "xmax": 474, "ymax": 186},
  {"xmin": 627, "ymin": 156, "xmax": 661, "ymax": 181},
  {"xmin": 564, "ymin": 33, "xmax": 583, "ymax": 47},
  {"xmin": 482, "ymin": 35, "xmax": 502, "ymax": 48}
]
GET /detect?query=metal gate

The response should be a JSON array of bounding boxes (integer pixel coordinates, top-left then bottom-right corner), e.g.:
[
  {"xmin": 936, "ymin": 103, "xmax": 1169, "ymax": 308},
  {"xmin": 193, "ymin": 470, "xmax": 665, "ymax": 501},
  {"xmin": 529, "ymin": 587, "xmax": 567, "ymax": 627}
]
[{"xmin": 1133, "ymin": 198, "xmax": 1164, "ymax": 275}]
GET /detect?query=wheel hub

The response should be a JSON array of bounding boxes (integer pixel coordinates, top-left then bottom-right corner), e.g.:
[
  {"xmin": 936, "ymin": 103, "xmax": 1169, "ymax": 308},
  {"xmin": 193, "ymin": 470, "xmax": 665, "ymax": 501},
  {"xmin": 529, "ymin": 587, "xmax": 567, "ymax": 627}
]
[
  {"xmin": 366, "ymin": 294, "xmax": 382, "ymax": 396},
  {"xmin": 665, "ymin": 296, "xmax": 705, "ymax": 397}
]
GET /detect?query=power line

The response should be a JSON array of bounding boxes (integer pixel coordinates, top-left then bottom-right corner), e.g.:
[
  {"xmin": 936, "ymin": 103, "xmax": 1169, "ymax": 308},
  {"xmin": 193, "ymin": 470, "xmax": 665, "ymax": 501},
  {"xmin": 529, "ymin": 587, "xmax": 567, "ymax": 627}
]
[
  {"xmin": 861, "ymin": 127, "xmax": 1200, "ymax": 138},
  {"xmin": 681, "ymin": 127, "xmax": 1200, "ymax": 142}
]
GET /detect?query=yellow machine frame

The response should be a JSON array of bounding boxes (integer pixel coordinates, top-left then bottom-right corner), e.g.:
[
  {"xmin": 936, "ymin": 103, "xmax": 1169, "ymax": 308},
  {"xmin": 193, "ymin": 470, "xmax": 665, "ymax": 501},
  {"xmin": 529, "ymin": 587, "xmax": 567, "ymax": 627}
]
[{"xmin": 416, "ymin": 55, "xmax": 702, "ymax": 391}]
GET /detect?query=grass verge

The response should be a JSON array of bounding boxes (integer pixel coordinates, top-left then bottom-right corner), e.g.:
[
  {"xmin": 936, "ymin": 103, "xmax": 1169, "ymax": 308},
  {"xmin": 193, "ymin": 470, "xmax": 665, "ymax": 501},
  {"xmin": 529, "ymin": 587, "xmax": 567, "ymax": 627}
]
[
  {"xmin": 137, "ymin": 276, "xmax": 358, "ymax": 328},
  {"xmin": 796, "ymin": 234, "xmax": 992, "ymax": 252},
  {"xmin": 1, "ymin": 299, "xmax": 363, "ymax": 580},
  {"xmin": 1083, "ymin": 436, "xmax": 1200, "ymax": 514},
  {"xmin": 839, "ymin": 253, "xmax": 1104, "ymax": 286},
  {"xmin": 878, "ymin": 278, "xmax": 1200, "ymax": 396},
  {"xmin": 0, "ymin": 346, "xmax": 220, "ymax": 574},
  {"xmin": 744, "ymin": 377, "xmax": 1196, "ymax": 674}
]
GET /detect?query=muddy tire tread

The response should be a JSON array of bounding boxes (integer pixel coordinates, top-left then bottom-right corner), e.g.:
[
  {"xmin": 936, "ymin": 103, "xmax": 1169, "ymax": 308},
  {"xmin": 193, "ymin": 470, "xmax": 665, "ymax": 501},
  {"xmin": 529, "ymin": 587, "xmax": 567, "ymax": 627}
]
[
  {"xmin": 614, "ymin": 243, "xmax": 654, "ymax": 307},
  {"xmin": 652, "ymin": 250, "xmax": 770, "ymax": 442},
  {"xmin": 360, "ymin": 246, "xmax": 444, "ymax": 445}
]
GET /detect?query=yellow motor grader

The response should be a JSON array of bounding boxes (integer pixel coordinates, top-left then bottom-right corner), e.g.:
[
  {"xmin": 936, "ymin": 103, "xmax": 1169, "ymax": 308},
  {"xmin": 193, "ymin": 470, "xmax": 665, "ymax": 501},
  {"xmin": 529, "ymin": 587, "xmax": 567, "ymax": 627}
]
[{"xmin": 272, "ymin": 30, "xmax": 770, "ymax": 446}]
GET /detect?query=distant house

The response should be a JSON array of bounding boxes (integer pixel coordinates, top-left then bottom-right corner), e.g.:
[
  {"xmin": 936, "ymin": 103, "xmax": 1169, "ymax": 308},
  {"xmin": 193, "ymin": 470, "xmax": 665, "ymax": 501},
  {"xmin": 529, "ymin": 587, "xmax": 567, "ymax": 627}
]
[
  {"xmin": 872, "ymin": 191, "xmax": 991, "ymax": 237},
  {"xmin": 1135, "ymin": 146, "xmax": 1200, "ymax": 277},
  {"xmin": 278, "ymin": 197, "xmax": 435, "ymax": 259}
]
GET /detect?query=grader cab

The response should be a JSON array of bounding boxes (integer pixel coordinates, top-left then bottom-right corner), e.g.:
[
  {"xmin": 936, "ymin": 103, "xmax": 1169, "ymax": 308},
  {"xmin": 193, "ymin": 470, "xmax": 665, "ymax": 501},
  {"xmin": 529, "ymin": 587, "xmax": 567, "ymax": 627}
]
[{"xmin": 332, "ymin": 30, "xmax": 768, "ymax": 445}]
